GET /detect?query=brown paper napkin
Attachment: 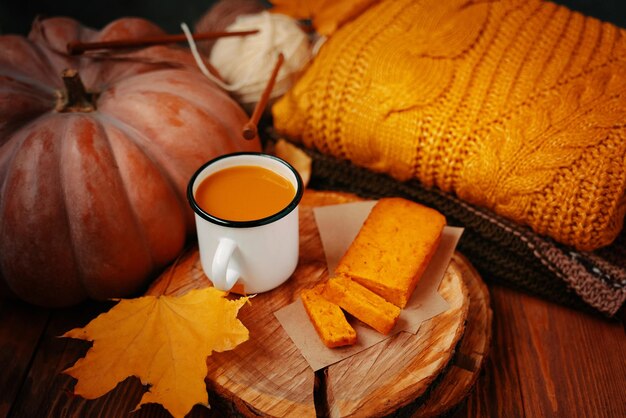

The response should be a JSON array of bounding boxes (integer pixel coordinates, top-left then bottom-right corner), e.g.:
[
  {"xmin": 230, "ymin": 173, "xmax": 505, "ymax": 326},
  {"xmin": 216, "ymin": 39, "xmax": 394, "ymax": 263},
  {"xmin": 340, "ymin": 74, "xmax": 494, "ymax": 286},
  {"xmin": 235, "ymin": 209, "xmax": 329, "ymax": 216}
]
[{"xmin": 274, "ymin": 201, "xmax": 463, "ymax": 371}]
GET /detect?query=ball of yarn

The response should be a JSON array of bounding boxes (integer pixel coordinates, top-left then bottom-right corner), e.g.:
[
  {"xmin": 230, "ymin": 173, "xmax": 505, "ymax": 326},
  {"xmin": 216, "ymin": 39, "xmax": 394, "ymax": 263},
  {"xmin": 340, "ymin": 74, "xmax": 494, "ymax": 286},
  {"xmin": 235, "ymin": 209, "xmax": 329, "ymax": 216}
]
[
  {"xmin": 194, "ymin": 0, "xmax": 265, "ymax": 55},
  {"xmin": 209, "ymin": 11, "xmax": 312, "ymax": 111}
]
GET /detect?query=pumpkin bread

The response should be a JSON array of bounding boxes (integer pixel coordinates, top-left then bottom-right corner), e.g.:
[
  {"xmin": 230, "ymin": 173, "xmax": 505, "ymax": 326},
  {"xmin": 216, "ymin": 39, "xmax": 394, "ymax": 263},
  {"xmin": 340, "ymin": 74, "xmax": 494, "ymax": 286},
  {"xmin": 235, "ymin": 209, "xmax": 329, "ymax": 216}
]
[
  {"xmin": 336, "ymin": 197, "xmax": 445, "ymax": 308},
  {"xmin": 323, "ymin": 276, "xmax": 401, "ymax": 335},
  {"xmin": 301, "ymin": 284, "xmax": 357, "ymax": 348}
]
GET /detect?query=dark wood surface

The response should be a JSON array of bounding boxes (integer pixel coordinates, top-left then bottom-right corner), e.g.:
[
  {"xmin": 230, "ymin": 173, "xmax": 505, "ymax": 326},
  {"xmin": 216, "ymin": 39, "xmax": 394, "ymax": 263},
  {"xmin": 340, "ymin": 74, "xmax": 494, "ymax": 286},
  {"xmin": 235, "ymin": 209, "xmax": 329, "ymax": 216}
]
[{"xmin": 1, "ymin": 280, "xmax": 624, "ymax": 418}]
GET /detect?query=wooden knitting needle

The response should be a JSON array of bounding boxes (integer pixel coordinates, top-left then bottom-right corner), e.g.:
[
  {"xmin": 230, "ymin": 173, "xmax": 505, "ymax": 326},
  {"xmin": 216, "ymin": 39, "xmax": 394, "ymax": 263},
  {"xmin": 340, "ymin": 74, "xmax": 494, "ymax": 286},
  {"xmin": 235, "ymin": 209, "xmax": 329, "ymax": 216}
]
[
  {"xmin": 67, "ymin": 29, "xmax": 259, "ymax": 55},
  {"xmin": 242, "ymin": 52, "xmax": 285, "ymax": 140}
]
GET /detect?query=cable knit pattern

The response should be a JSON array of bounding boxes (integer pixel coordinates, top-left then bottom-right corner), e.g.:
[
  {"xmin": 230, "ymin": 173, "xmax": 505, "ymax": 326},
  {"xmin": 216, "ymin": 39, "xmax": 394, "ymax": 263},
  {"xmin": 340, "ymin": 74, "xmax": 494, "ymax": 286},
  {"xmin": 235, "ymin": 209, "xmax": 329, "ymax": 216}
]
[{"xmin": 272, "ymin": 0, "xmax": 626, "ymax": 251}]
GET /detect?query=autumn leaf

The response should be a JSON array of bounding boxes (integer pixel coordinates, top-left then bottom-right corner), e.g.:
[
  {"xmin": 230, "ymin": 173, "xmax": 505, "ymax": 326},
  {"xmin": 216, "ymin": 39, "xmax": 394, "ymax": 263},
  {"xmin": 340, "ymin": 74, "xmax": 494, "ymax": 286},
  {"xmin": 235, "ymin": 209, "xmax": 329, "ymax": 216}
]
[
  {"xmin": 266, "ymin": 138, "xmax": 312, "ymax": 187},
  {"xmin": 270, "ymin": 0, "xmax": 315, "ymax": 20},
  {"xmin": 63, "ymin": 288, "xmax": 249, "ymax": 418},
  {"xmin": 270, "ymin": 0, "xmax": 380, "ymax": 35}
]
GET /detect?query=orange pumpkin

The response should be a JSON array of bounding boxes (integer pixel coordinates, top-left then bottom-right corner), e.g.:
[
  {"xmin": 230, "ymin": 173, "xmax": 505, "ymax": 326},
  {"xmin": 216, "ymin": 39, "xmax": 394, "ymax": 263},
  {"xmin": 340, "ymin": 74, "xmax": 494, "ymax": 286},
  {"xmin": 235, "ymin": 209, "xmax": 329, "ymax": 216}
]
[{"xmin": 0, "ymin": 17, "xmax": 260, "ymax": 307}]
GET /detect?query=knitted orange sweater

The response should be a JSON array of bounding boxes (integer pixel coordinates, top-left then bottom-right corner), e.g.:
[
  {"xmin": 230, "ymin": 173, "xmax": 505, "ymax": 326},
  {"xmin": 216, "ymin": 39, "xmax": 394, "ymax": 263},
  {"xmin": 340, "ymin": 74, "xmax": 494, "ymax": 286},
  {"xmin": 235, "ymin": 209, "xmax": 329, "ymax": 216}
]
[{"xmin": 273, "ymin": 0, "xmax": 626, "ymax": 251}]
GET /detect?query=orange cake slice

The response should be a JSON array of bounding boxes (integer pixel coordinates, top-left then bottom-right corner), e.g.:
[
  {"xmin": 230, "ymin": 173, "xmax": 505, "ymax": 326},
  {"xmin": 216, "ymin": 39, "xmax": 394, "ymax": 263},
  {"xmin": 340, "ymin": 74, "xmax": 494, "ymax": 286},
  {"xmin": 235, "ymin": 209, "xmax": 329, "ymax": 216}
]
[
  {"xmin": 336, "ymin": 197, "xmax": 446, "ymax": 308},
  {"xmin": 323, "ymin": 276, "xmax": 401, "ymax": 335},
  {"xmin": 300, "ymin": 284, "xmax": 357, "ymax": 348}
]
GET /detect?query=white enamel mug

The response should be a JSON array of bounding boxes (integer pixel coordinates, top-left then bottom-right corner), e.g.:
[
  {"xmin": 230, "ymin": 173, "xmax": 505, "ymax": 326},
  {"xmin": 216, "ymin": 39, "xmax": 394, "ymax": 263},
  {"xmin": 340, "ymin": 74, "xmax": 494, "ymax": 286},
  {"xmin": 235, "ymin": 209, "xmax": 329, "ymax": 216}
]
[{"xmin": 187, "ymin": 152, "xmax": 303, "ymax": 293}]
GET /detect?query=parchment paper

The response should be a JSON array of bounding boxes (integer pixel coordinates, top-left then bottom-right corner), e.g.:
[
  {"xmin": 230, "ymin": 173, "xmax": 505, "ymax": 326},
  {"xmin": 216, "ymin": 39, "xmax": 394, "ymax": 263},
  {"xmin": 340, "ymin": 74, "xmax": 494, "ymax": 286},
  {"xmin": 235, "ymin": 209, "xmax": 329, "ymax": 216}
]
[{"xmin": 274, "ymin": 201, "xmax": 463, "ymax": 371}]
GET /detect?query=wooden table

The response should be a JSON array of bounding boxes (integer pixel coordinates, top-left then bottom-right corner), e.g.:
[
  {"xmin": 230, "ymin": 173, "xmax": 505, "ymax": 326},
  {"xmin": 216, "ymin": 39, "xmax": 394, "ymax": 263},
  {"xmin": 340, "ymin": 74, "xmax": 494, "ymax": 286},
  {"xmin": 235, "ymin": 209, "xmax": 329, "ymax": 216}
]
[{"xmin": 1, "ymin": 278, "xmax": 624, "ymax": 417}]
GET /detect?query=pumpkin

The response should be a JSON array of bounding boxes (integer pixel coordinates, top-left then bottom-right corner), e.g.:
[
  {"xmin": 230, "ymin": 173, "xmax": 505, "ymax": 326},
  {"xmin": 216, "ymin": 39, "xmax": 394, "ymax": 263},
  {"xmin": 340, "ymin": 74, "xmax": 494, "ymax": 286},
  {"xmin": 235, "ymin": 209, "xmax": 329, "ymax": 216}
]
[{"xmin": 0, "ymin": 17, "xmax": 260, "ymax": 307}]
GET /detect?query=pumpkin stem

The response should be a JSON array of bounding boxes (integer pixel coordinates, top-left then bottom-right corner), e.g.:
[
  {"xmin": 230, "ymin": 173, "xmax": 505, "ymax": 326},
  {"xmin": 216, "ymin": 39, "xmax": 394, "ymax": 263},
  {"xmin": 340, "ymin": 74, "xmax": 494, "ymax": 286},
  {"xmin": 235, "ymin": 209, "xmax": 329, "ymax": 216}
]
[{"xmin": 56, "ymin": 68, "xmax": 97, "ymax": 113}]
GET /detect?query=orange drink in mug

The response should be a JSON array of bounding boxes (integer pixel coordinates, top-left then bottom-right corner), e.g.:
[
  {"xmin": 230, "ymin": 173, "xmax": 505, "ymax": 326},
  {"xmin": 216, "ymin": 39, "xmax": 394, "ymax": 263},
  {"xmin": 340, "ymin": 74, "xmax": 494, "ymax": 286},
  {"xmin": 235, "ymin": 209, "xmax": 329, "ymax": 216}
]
[{"xmin": 187, "ymin": 152, "xmax": 303, "ymax": 293}]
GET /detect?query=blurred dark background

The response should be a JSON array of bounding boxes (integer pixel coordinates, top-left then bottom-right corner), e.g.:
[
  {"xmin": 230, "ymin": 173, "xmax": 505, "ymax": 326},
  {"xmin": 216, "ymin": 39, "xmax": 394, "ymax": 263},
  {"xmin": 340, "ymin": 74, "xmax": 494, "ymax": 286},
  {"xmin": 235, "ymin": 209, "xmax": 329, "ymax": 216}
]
[
  {"xmin": 0, "ymin": 0, "xmax": 216, "ymax": 35},
  {"xmin": 0, "ymin": 0, "xmax": 625, "ymax": 35}
]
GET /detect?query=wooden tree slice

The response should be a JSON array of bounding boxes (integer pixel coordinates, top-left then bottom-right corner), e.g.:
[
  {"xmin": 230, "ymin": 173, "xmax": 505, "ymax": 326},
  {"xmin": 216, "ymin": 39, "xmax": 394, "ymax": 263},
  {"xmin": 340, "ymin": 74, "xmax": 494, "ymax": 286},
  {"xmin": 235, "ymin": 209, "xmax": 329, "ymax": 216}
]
[
  {"xmin": 413, "ymin": 253, "xmax": 493, "ymax": 417},
  {"xmin": 321, "ymin": 256, "xmax": 469, "ymax": 417},
  {"xmin": 146, "ymin": 190, "xmax": 488, "ymax": 417}
]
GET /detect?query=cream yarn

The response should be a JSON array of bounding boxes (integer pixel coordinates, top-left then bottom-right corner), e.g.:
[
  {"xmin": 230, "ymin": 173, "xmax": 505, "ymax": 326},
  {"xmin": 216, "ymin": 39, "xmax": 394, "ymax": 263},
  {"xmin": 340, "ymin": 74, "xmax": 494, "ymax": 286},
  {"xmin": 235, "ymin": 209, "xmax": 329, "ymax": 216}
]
[{"xmin": 207, "ymin": 11, "xmax": 311, "ymax": 111}]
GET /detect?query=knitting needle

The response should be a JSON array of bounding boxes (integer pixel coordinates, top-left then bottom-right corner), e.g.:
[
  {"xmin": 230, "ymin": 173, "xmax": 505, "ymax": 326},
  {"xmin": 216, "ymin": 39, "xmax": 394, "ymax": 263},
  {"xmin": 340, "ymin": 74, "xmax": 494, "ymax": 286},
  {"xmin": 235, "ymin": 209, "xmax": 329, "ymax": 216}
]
[
  {"xmin": 67, "ymin": 29, "xmax": 259, "ymax": 55},
  {"xmin": 242, "ymin": 52, "xmax": 285, "ymax": 140}
]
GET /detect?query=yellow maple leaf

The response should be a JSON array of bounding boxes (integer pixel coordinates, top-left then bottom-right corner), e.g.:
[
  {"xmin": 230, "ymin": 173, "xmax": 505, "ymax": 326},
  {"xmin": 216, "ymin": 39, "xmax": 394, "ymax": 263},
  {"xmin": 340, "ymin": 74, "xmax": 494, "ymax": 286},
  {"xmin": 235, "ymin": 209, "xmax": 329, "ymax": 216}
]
[
  {"xmin": 63, "ymin": 288, "xmax": 249, "ymax": 418},
  {"xmin": 270, "ymin": 0, "xmax": 380, "ymax": 35}
]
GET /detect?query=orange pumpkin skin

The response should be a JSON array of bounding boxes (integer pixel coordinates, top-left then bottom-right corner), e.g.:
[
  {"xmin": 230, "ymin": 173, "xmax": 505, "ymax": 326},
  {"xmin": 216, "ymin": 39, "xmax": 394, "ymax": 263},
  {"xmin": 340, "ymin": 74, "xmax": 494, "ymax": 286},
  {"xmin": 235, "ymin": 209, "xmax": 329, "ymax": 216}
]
[{"xmin": 0, "ymin": 17, "xmax": 260, "ymax": 307}]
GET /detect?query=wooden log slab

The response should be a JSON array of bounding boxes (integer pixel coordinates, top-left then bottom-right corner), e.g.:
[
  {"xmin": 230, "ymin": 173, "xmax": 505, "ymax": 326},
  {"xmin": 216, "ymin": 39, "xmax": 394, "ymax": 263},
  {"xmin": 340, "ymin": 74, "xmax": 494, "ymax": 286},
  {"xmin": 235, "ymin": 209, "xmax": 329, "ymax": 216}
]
[
  {"xmin": 147, "ymin": 190, "xmax": 491, "ymax": 417},
  {"xmin": 413, "ymin": 253, "xmax": 493, "ymax": 417}
]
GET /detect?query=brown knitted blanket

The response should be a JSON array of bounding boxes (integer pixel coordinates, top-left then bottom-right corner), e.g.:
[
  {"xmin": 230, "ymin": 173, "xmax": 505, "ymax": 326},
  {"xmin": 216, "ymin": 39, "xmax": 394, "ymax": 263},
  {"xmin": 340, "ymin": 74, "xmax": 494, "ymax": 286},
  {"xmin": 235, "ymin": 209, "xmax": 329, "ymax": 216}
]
[{"xmin": 299, "ymin": 145, "xmax": 625, "ymax": 317}]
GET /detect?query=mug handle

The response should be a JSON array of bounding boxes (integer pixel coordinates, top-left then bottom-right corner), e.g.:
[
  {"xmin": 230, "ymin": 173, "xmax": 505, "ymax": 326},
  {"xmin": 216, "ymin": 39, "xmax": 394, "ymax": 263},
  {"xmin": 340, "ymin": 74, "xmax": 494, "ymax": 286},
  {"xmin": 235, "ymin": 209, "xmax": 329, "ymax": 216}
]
[{"xmin": 211, "ymin": 238, "xmax": 240, "ymax": 291}]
